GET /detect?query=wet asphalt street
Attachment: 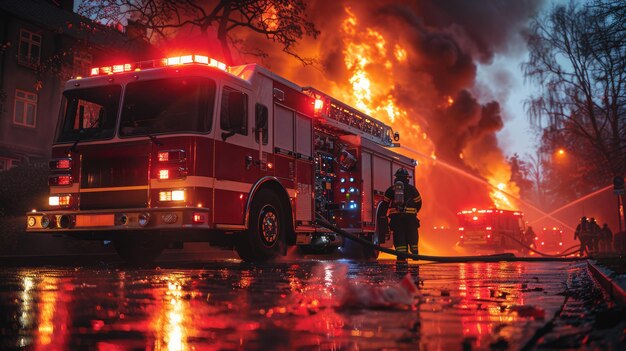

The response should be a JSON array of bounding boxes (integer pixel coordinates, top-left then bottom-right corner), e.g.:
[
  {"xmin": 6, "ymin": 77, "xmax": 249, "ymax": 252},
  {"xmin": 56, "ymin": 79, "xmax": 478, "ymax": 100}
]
[{"xmin": 0, "ymin": 254, "xmax": 624, "ymax": 351}]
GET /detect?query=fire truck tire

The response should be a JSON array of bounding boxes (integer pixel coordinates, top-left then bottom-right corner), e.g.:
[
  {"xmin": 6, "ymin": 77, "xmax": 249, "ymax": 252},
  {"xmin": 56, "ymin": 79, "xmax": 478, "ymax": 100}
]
[
  {"xmin": 113, "ymin": 235, "xmax": 165, "ymax": 265},
  {"xmin": 235, "ymin": 189, "xmax": 285, "ymax": 262}
]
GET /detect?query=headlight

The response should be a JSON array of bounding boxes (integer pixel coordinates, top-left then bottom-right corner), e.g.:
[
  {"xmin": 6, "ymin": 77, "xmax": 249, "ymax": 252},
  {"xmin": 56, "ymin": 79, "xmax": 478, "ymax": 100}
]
[
  {"xmin": 40, "ymin": 215, "xmax": 51, "ymax": 228},
  {"xmin": 138, "ymin": 212, "xmax": 151, "ymax": 227}
]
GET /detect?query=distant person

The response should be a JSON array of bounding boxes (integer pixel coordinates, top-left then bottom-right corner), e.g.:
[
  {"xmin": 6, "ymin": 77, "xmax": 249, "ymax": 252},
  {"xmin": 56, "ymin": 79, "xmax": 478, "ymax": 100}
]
[
  {"xmin": 574, "ymin": 216, "xmax": 590, "ymax": 256},
  {"xmin": 589, "ymin": 218, "xmax": 601, "ymax": 254},
  {"xmin": 600, "ymin": 223, "xmax": 613, "ymax": 253}
]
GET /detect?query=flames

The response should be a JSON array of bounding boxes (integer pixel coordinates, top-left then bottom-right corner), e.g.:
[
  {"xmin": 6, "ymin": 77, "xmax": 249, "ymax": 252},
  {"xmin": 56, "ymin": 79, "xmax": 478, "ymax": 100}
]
[
  {"xmin": 339, "ymin": 7, "xmax": 406, "ymax": 124},
  {"xmin": 336, "ymin": 7, "xmax": 517, "ymax": 210}
]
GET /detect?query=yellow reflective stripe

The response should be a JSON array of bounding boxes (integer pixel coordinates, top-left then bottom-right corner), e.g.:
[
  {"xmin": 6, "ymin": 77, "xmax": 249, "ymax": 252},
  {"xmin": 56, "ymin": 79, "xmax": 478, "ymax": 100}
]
[
  {"xmin": 395, "ymin": 245, "xmax": 408, "ymax": 251},
  {"xmin": 389, "ymin": 208, "xmax": 418, "ymax": 214},
  {"xmin": 414, "ymin": 196, "xmax": 421, "ymax": 202},
  {"xmin": 383, "ymin": 196, "xmax": 391, "ymax": 202}
]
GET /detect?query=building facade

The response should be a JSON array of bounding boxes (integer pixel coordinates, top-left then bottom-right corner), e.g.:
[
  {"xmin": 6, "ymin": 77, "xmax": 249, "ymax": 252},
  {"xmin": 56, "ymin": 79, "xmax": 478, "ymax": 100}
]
[{"xmin": 0, "ymin": 0, "xmax": 157, "ymax": 170}]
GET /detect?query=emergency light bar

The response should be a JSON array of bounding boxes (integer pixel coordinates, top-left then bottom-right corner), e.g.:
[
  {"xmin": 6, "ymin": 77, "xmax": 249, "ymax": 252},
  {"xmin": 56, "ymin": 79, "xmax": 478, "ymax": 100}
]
[{"xmin": 89, "ymin": 54, "xmax": 228, "ymax": 77}]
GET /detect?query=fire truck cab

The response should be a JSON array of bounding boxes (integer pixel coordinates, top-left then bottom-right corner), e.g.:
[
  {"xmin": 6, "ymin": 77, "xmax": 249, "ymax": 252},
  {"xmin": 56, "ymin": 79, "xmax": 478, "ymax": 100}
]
[
  {"xmin": 457, "ymin": 208, "xmax": 525, "ymax": 252},
  {"xmin": 25, "ymin": 54, "xmax": 415, "ymax": 263}
]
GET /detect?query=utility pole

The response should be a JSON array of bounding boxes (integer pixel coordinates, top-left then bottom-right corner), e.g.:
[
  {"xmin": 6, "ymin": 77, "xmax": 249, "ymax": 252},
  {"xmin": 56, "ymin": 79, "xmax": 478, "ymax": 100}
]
[{"xmin": 614, "ymin": 176, "xmax": 625, "ymax": 232}]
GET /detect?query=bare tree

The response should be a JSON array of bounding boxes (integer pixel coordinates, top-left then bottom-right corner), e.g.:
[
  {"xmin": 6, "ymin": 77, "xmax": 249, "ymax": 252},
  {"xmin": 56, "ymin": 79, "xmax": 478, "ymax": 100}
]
[
  {"xmin": 523, "ymin": 0, "xmax": 626, "ymax": 196},
  {"xmin": 78, "ymin": 0, "xmax": 320, "ymax": 65}
]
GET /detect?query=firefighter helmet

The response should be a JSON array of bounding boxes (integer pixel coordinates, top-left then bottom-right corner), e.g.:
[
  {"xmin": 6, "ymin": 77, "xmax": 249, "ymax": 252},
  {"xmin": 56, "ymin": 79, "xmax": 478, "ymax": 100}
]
[{"xmin": 394, "ymin": 168, "xmax": 410, "ymax": 180}]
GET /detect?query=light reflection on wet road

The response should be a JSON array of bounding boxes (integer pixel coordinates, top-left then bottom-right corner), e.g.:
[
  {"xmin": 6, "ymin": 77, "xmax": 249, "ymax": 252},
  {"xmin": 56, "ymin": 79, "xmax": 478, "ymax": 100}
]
[{"xmin": 0, "ymin": 260, "xmax": 581, "ymax": 350}]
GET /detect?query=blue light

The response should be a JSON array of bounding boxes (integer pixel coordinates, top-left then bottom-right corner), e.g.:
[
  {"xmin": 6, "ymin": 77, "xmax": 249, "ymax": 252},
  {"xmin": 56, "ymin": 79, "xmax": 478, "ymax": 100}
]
[
  {"xmin": 340, "ymin": 178, "xmax": 345, "ymax": 183},
  {"xmin": 340, "ymin": 188, "xmax": 346, "ymax": 193},
  {"xmin": 349, "ymin": 177, "xmax": 354, "ymax": 182}
]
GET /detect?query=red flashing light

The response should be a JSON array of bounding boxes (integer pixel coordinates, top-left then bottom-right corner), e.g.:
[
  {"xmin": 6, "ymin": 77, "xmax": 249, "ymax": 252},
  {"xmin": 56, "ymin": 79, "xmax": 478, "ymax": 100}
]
[
  {"xmin": 89, "ymin": 54, "xmax": 227, "ymax": 77},
  {"xmin": 486, "ymin": 226, "xmax": 492, "ymax": 231},
  {"xmin": 460, "ymin": 235, "xmax": 464, "ymax": 239},
  {"xmin": 158, "ymin": 169, "xmax": 169, "ymax": 180},
  {"xmin": 314, "ymin": 99, "xmax": 324, "ymax": 112},
  {"xmin": 193, "ymin": 213, "xmax": 206, "ymax": 224},
  {"xmin": 57, "ymin": 175, "xmax": 71, "ymax": 185},
  {"xmin": 49, "ymin": 175, "xmax": 72, "ymax": 186},
  {"xmin": 158, "ymin": 152, "xmax": 169, "ymax": 162},
  {"xmin": 57, "ymin": 159, "xmax": 71, "ymax": 169},
  {"xmin": 487, "ymin": 234, "xmax": 491, "ymax": 239},
  {"xmin": 157, "ymin": 150, "xmax": 185, "ymax": 163},
  {"xmin": 472, "ymin": 216, "xmax": 478, "ymax": 221},
  {"xmin": 50, "ymin": 158, "xmax": 71, "ymax": 170},
  {"xmin": 459, "ymin": 227, "xmax": 464, "ymax": 231}
]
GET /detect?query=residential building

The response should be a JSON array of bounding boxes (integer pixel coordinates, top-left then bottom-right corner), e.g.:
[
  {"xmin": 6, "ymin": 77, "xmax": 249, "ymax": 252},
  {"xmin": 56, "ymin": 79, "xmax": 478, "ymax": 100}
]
[{"xmin": 0, "ymin": 0, "xmax": 158, "ymax": 170}]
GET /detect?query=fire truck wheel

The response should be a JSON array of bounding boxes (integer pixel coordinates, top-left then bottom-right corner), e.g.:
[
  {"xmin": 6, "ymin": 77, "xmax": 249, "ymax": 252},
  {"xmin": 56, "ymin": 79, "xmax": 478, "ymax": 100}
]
[
  {"xmin": 113, "ymin": 235, "xmax": 165, "ymax": 265},
  {"xmin": 235, "ymin": 189, "xmax": 284, "ymax": 262}
]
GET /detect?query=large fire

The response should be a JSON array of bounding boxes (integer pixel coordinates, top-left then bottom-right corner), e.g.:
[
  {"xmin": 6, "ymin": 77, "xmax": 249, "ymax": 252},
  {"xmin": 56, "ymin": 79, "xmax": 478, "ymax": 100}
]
[{"xmin": 335, "ymin": 7, "xmax": 517, "ymax": 211}]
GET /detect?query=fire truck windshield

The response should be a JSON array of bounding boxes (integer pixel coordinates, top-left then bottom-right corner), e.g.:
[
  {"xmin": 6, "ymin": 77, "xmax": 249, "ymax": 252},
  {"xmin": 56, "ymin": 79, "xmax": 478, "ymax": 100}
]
[
  {"xmin": 56, "ymin": 85, "xmax": 121, "ymax": 142},
  {"xmin": 119, "ymin": 77, "xmax": 216, "ymax": 137}
]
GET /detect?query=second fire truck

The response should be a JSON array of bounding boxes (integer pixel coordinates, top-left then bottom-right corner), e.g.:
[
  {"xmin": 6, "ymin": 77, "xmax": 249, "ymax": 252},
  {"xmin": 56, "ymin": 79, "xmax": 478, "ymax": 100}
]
[
  {"xmin": 457, "ymin": 208, "xmax": 526, "ymax": 252},
  {"xmin": 25, "ymin": 54, "xmax": 415, "ymax": 263}
]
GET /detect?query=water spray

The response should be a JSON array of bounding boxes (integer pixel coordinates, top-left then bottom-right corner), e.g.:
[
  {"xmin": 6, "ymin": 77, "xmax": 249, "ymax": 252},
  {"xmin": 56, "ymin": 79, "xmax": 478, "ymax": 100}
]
[{"xmin": 398, "ymin": 145, "xmax": 577, "ymax": 232}]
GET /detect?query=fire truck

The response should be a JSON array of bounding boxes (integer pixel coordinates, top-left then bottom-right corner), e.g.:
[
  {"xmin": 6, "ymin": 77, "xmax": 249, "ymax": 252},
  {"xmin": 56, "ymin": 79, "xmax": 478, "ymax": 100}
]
[
  {"xmin": 25, "ymin": 54, "xmax": 415, "ymax": 263},
  {"xmin": 457, "ymin": 208, "xmax": 526, "ymax": 252}
]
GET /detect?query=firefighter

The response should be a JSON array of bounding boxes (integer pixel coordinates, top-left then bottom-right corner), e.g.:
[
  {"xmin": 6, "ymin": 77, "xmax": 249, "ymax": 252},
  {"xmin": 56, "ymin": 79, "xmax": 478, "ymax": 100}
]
[
  {"xmin": 382, "ymin": 168, "xmax": 422, "ymax": 261},
  {"xmin": 588, "ymin": 218, "xmax": 601, "ymax": 254},
  {"xmin": 574, "ymin": 216, "xmax": 590, "ymax": 256},
  {"xmin": 600, "ymin": 223, "xmax": 613, "ymax": 253}
]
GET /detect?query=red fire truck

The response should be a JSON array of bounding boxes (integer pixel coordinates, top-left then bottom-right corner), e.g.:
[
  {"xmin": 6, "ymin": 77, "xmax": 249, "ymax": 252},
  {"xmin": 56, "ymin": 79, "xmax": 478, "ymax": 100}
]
[
  {"xmin": 457, "ymin": 208, "xmax": 526, "ymax": 252},
  {"xmin": 25, "ymin": 54, "xmax": 415, "ymax": 263}
]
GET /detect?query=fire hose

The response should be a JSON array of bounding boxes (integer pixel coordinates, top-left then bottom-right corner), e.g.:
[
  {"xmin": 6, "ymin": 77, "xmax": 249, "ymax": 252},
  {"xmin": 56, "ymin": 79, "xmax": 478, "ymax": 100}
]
[{"xmin": 314, "ymin": 213, "xmax": 583, "ymax": 263}]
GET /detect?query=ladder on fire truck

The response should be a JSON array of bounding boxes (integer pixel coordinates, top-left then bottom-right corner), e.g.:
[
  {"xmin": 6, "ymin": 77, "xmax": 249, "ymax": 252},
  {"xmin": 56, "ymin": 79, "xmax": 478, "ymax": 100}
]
[{"xmin": 303, "ymin": 87, "xmax": 397, "ymax": 147}]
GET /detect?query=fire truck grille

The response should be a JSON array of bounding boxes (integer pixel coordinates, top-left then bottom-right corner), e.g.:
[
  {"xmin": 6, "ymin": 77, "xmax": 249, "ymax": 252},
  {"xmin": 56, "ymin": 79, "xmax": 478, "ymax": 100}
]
[
  {"xmin": 80, "ymin": 156, "xmax": 149, "ymax": 210},
  {"xmin": 81, "ymin": 156, "xmax": 149, "ymax": 188},
  {"xmin": 80, "ymin": 190, "xmax": 148, "ymax": 210}
]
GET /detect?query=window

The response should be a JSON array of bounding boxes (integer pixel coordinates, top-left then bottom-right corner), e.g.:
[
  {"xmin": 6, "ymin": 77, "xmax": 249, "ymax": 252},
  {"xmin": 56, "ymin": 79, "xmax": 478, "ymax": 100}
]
[
  {"xmin": 73, "ymin": 51, "xmax": 92, "ymax": 78},
  {"xmin": 295, "ymin": 113, "xmax": 312, "ymax": 157},
  {"xmin": 220, "ymin": 86, "xmax": 248, "ymax": 136},
  {"xmin": 13, "ymin": 90, "xmax": 37, "ymax": 127},
  {"xmin": 0, "ymin": 158, "xmax": 12, "ymax": 171},
  {"xmin": 18, "ymin": 29, "xmax": 41, "ymax": 66},
  {"xmin": 255, "ymin": 103, "xmax": 268, "ymax": 145},
  {"xmin": 57, "ymin": 85, "xmax": 121, "ymax": 142},
  {"xmin": 274, "ymin": 105, "xmax": 294, "ymax": 151},
  {"xmin": 119, "ymin": 77, "xmax": 216, "ymax": 137}
]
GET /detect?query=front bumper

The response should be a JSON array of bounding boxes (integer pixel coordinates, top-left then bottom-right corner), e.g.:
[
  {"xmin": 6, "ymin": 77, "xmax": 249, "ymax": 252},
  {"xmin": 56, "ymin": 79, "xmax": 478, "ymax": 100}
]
[{"xmin": 26, "ymin": 207, "xmax": 210, "ymax": 232}]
